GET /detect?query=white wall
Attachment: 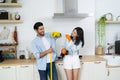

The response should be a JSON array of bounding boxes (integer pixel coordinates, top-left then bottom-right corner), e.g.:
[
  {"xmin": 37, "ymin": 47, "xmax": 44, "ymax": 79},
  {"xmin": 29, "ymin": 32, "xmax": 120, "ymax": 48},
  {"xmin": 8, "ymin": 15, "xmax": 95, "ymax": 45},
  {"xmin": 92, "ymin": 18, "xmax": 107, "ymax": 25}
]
[
  {"xmin": 95, "ymin": 0, "xmax": 120, "ymax": 53},
  {"xmin": 0, "ymin": 0, "xmax": 95, "ymax": 57}
]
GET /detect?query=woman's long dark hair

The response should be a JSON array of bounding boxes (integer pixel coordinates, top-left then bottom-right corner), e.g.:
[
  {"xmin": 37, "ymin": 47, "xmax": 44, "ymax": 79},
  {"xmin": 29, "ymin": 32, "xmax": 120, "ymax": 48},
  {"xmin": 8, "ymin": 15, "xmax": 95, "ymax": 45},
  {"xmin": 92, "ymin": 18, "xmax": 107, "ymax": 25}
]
[{"xmin": 71, "ymin": 27, "xmax": 84, "ymax": 47}]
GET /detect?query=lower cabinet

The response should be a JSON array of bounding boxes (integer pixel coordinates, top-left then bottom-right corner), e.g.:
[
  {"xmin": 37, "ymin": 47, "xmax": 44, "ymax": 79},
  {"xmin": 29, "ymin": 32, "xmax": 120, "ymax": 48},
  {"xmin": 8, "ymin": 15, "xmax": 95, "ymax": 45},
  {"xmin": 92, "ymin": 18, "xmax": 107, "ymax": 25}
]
[
  {"xmin": 0, "ymin": 66, "xmax": 16, "ymax": 80},
  {"xmin": 0, "ymin": 65, "xmax": 34, "ymax": 80},
  {"xmin": 34, "ymin": 65, "xmax": 40, "ymax": 80},
  {"xmin": 16, "ymin": 65, "xmax": 33, "ymax": 80},
  {"xmin": 56, "ymin": 62, "xmax": 67, "ymax": 80},
  {"xmin": 56, "ymin": 61, "xmax": 106, "ymax": 80},
  {"xmin": 107, "ymin": 68, "xmax": 120, "ymax": 80},
  {"xmin": 80, "ymin": 61, "xmax": 106, "ymax": 80},
  {"xmin": 1, "ymin": 61, "xmax": 120, "ymax": 80},
  {"xmin": 33, "ymin": 63, "xmax": 67, "ymax": 80}
]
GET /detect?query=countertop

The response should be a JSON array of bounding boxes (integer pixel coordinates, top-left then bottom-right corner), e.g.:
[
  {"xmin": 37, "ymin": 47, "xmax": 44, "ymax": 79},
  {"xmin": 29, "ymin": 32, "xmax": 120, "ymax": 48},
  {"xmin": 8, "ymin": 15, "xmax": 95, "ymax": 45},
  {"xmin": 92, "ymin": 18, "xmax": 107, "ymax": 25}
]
[
  {"xmin": 0, "ymin": 55, "xmax": 105, "ymax": 66},
  {"xmin": 0, "ymin": 55, "xmax": 120, "ymax": 68},
  {"xmin": 0, "ymin": 59, "xmax": 35, "ymax": 66},
  {"xmin": 55, "ymin": 55, "xmax": 106, "ymax": 63},
  {"xmin": 81, "ymin": 55, "xmax": 105, "ymax": 62}
]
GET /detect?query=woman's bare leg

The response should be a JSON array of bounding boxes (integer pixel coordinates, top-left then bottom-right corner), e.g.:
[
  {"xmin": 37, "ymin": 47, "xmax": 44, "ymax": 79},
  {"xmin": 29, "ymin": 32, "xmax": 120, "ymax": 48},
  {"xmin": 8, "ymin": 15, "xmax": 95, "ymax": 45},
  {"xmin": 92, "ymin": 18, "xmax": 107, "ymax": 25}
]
[
  {"xmin": 73, "ymin": 68, "xmax": 80, "ymax": 80},
  {"xmin": 65, "ymin": 69, "xmax": 72, "ymax": 80}
]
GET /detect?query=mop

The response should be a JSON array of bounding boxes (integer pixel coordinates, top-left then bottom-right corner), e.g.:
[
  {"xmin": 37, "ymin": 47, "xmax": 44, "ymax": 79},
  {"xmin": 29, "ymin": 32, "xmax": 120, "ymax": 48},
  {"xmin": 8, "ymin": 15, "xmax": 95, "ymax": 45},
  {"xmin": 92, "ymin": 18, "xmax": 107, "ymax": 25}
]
[
  {"xmin": 50, "ymin": 31, "xmax": 61, "ymax": 80},
  {"xmin": 50, "ymin": 53, "xmax": 52, "ymax": 80}
]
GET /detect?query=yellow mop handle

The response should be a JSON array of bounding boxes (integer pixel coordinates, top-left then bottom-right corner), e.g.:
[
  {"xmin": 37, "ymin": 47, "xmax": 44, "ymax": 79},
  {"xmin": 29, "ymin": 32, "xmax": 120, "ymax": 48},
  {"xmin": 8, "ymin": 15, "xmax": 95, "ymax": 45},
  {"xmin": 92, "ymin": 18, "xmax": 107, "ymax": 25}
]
[{"xmin": 50, "ymin": 53, "xmax": 52, "ymax": 80}]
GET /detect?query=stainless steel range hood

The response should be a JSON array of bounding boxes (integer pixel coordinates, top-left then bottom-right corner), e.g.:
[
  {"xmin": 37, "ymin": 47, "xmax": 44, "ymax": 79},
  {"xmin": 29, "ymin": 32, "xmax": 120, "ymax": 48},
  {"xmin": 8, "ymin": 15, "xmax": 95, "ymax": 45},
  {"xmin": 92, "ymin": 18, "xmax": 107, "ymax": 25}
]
[{"xmin": 53, "ymin": 0, "xmax": 93, "ymax": 18}]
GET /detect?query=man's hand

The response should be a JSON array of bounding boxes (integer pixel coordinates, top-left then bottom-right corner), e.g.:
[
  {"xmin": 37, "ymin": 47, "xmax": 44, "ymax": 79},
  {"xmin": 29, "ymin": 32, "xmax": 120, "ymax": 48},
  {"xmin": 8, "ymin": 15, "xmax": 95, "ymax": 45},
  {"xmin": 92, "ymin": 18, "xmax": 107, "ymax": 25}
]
[
  {"xmin": 47, "ymin": 48, "xmax": 53, "ymax": 54},
  {"xmin": 39, "ymin": 48, "xmax": 53, "ymax": 58}
]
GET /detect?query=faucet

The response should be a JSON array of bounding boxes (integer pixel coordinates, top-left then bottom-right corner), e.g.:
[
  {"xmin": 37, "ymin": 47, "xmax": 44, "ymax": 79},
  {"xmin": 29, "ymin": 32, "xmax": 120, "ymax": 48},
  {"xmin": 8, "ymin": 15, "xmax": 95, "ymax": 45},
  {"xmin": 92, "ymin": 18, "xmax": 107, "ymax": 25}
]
[{"xmin": 107, "ymin": 43, "xmax": 114, "ymax": 55}]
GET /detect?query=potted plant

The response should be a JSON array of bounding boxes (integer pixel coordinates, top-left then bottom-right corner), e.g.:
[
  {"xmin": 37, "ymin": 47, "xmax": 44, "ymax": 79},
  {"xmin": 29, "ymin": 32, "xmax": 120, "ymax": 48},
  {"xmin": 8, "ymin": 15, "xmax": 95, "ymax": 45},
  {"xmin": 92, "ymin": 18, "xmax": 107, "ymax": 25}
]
[{"xmin": 96, "ymin": 16, "xmax": 107, "ymax": 55}]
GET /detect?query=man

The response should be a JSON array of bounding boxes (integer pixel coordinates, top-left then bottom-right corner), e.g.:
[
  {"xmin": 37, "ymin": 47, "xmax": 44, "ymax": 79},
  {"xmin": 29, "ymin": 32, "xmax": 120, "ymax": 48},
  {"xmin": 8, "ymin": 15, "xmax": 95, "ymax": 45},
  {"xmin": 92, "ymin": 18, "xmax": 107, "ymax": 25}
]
[{"xmin": 32, "ymin": 22, "xmax": 58, "ymax": 80}]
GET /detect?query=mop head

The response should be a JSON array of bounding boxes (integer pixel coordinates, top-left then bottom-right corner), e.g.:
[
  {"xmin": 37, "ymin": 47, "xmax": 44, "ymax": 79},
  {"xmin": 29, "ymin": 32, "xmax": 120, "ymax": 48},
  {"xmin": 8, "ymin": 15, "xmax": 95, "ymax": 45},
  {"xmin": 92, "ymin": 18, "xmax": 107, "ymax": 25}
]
[{"xmin": 51, "ymin": 32, "xmax": 61, "ymax": 38}]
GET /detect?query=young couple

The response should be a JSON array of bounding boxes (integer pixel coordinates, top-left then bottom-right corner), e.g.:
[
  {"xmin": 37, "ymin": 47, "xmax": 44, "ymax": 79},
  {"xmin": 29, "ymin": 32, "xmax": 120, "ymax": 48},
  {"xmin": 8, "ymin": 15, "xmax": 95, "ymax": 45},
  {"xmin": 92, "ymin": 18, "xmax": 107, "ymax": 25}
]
[{"xmin": 32, "ymin": 22, "xmax": 84, "ymax": 80}]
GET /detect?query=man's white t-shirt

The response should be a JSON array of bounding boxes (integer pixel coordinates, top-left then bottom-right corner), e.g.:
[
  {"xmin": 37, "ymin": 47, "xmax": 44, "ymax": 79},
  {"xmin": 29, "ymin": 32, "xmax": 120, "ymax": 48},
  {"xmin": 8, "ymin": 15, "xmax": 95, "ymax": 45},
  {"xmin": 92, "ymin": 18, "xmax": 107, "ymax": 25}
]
[{"xmin": 42, "ymin": 37, "xmax": 53, "ymax": 63}]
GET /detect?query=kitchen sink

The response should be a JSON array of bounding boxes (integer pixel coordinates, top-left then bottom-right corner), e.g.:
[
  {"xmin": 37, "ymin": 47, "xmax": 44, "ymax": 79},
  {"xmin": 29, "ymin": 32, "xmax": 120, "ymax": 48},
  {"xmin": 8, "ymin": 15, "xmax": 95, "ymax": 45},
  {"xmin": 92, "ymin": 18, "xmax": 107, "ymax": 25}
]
[{"xmin": 101, "ymin": 55, "xmax": 120, "ymax": 66}]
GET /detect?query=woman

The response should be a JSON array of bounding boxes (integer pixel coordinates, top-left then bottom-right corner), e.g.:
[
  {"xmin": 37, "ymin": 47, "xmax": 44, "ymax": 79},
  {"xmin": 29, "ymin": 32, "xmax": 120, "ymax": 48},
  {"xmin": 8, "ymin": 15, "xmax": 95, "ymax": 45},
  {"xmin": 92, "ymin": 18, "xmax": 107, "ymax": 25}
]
[{"xmin": 61, "ymin": 27, "xmax": 84, "ymax": 80}]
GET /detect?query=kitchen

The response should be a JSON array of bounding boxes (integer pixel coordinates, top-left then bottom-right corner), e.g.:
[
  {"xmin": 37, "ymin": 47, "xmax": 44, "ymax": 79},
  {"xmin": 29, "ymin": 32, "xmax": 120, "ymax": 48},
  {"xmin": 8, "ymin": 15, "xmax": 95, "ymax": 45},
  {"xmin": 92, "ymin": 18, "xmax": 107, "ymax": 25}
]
[{"xmin": 0, "ymin": 0, "xmax": 120, "ymax": 80}]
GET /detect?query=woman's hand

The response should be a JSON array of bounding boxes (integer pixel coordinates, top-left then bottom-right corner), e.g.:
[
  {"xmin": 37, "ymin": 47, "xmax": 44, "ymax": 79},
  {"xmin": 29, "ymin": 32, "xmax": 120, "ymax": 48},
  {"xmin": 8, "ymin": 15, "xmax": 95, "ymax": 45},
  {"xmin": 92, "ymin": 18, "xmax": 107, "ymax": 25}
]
[{"xmin": 60, "ymin": 48, "xmax": 68, "ymax": 58}]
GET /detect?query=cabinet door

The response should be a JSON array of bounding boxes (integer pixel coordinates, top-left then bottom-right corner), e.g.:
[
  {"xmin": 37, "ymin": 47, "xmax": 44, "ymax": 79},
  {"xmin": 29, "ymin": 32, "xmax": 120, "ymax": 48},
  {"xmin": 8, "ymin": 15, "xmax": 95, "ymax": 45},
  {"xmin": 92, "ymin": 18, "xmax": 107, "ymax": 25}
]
[
  {"xmin": 56, "ymin": 63, "xmax": 67, "ymax": 80},
  {"xmin": 33, "ymin": 65, "xmax": 40, "ymax": 80},
  {"xmin": 88, "ymin": 61, "xmax": 106, "ymax": 80},
  {"xmin": 107, "ymin": 68, "xmax": 120, "ymax": 80},
  {"xmin": 80, "ymin": 61, "xmax": 106, "ymax": 80},
  {"xmin": 0, "ymin": 66, "xmax": 16, "ymax": 80},
  {"xmin": 16, "ymin": 65, "xmax": 33, "ymax": 80},
  {"xmin": 80, "ymin": 62, "xmax": 89, "ymax": 80}
]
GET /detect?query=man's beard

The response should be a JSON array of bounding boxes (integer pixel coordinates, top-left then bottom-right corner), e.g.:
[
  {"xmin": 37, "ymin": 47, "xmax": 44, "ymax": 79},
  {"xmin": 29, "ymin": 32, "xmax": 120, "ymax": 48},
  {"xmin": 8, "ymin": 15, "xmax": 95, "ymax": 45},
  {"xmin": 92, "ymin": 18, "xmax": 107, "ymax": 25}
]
[{"xmin": 38, "ymin": 32, "xmax": 44, "ymax": 36}]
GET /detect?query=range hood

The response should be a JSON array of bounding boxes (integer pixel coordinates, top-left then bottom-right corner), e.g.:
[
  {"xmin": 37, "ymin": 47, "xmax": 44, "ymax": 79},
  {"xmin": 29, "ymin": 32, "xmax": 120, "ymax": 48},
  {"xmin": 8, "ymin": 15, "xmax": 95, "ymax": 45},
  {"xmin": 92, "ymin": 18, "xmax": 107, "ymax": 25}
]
[{"xmin": 53, "ymin": 0, "xmax": 93, "ymax": 18}]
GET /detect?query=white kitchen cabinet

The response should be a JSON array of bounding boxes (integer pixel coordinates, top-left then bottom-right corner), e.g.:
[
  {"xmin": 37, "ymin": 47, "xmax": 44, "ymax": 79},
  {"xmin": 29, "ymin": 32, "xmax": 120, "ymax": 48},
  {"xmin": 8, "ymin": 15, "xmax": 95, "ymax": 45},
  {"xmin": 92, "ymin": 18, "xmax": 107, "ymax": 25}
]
[
  {"xmin": 80, "ymin": 62, "xmax": 89, "ymax": 80},
  {"xmin": 0, "ymin": 66, "xmax": 16, "ymax": 80},
  {"xmin": 34, "ymin": 65, "xmax": 40, "ymax": 80},
  {"xmin": 80, "ymin": 61, "xmax": 106, "ymax": 80},
  {"xmin": 16, "ymin": 65, "xmax": 33, "ymax": 80},
  {"xmin": 56, "ymin": 62, "xmax": 67, "ymax": 80},
  {"xmin": 107, "ymin": 68, "xmax": 120, "ymax": 80}
]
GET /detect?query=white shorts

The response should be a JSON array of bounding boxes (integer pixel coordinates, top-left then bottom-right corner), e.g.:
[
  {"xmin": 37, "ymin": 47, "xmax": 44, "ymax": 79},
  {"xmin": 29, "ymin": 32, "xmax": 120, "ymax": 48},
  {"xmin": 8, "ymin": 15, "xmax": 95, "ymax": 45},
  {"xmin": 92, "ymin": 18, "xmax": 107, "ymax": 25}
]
[{"xmin": 63, "ymin": 55, "xmax": 80, "ymax": 69}]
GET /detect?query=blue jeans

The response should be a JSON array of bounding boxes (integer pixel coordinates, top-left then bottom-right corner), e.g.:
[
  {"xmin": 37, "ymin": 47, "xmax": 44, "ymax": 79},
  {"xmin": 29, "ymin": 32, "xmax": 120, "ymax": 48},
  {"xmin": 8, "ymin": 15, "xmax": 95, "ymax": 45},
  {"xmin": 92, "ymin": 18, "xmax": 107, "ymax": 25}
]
[{"xmin": 38, "ymin": 62, "xmax": 58, "ymax": 80}]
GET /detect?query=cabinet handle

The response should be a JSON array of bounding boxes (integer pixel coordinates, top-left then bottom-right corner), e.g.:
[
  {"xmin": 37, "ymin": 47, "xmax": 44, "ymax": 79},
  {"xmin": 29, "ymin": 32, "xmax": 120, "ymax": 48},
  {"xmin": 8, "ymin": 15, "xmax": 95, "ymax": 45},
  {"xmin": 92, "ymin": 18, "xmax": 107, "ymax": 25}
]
[
  {"xmin": 58, "ymin": 63, "xmax": 63, "ymax": 66},
  {"xmin": 2, "ymin": 66, "xmax": 11, "ymax": 69},
  {"xmin": 61, "ymin": 64, "xmax": 63, "ymax": 65},
  {"xmin": 81, "ymin": 62, "xmax": 84, "ymax": 65},
  {"xmin": 20, "ymin": 66, "xmax": 29, "ymax": 68},
  {"xmin": 94, "ymin": 61, "xmax": 101, "ymax": 64},
  {"xmin": 107, "ymin": 70, "xmax": 110, "ymax": 76}
]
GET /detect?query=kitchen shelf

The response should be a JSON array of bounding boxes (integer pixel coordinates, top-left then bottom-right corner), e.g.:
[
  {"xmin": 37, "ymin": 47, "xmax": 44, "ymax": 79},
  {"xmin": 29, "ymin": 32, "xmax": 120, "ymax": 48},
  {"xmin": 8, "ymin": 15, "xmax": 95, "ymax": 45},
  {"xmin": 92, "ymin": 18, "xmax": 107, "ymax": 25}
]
[
  {"xmin": 0, "ymin": 43, "xmax": 17, "ymax": 59},
  {"xmin": 0, "ymin": 20, "xmax": 23, "ymax": 23},
  {"xmin": 0, "ymin": 2, "xmax": 21, "ymax": 59},
  {"xmin": 106, "ymin": 21, "xmax": 120, "ymax": 24},
  {"xmin": 0, "ymin": 43, "xmax": 17, "ymax": 46},
  {"xmin": 0, "ymin": 3, "xmax": 22, "ymax": 7},
  {"xmin": 3, "ymin": 50, "xmax": 15, "ymax": 54}
]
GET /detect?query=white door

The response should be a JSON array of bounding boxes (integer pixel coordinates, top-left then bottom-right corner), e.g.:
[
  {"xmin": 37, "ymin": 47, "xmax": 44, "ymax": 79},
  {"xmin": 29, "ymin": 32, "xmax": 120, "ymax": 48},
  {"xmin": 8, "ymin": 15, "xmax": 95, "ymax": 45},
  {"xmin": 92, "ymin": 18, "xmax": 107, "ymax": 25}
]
[
  {"xmin": 0, "ymin": 66, "xmax": 16, "ymax": 80},
  {"xmin": 16, "ymin": 65, "xmax": 33, "ymax": 80},
  {"xmin": 107, "ymin": 68, "xmax": 120, "ymax": 80},
  {"xmin": 80, "ymin": 61, "xmax": 106, "ymax": 80},
  {"xmin": 56, "ymin": 62, "xmax": 67, "ymax": 80}
]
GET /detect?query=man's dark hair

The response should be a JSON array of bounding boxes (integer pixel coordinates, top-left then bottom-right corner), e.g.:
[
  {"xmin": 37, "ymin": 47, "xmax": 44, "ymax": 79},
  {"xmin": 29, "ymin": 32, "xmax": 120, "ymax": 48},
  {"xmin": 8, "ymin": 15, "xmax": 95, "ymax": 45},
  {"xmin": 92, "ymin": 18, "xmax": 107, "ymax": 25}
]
[{"xmin": 33, "ymin": 22, "xmax": 43, "ymax": 30}]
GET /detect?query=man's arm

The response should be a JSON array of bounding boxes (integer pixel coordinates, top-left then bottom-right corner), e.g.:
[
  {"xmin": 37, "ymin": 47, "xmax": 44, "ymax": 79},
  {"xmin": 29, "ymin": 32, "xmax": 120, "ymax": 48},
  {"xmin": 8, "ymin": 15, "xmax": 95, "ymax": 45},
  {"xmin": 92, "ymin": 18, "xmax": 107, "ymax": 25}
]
[{"xmin": 40, "ymin": 48, "xmax": 52, "ymax": 58}]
